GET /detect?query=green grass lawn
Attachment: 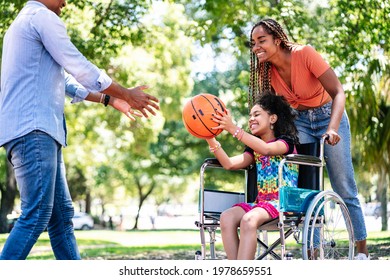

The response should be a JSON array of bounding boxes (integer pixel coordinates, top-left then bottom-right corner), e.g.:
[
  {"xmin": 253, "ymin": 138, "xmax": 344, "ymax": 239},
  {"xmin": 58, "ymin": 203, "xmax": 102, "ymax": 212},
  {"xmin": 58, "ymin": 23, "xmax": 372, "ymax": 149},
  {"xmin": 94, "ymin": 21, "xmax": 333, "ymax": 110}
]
[
  {"xmin": 0, "ymin": 229, "xmax": 389, "ymax": 260},
  {"xmin": 0, "ymin": 229, "xmax": 205, "ymax": 260}
]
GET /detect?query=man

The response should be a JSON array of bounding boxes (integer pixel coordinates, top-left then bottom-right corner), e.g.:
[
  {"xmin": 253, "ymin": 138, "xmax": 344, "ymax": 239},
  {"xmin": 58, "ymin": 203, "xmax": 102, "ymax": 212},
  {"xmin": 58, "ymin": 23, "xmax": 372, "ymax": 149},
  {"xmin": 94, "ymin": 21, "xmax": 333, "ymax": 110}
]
[{"xmin": 0, "ymin": 0, "xmax": 159, "ymax": 259}]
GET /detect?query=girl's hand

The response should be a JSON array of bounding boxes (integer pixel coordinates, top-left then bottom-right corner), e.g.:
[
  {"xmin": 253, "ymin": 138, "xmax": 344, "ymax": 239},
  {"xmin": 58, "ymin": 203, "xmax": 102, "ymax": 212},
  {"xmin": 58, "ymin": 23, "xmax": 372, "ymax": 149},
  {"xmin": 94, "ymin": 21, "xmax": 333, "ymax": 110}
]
[{"xmin": 211, "ymin": 109, "xmax": 236, "ymax": 134}]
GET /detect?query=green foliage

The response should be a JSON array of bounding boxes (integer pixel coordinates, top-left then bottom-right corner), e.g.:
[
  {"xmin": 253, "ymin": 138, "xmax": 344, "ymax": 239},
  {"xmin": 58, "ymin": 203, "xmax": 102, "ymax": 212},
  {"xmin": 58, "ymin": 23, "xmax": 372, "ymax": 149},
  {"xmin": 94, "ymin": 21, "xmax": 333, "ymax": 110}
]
[
  {"xmin": 64, "ymin": 0, "xmax": 152, "ymax": 67},
  {"xmin": 0, "ymin": 0, "xmax": 25, "ymax": 60},
  {"xmin": 320, "ymin": 1, "xmax": 390, "ymax": 197},
  {"xmin": 62, "ymin": 2, "xmax": 196, "ymax": 221},
  {"xmin": 180, "ymin": 0, "xmax": 320, "ymax": 54}
]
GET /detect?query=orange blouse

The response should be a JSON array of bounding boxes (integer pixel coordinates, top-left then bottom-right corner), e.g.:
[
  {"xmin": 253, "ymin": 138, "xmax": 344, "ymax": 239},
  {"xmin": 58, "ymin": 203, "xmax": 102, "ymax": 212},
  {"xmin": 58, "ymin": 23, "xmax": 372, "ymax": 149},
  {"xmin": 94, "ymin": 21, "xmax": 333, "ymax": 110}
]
[{"xmin": 271, "ymin": 45, "xmax": 331, "ymax": 109}]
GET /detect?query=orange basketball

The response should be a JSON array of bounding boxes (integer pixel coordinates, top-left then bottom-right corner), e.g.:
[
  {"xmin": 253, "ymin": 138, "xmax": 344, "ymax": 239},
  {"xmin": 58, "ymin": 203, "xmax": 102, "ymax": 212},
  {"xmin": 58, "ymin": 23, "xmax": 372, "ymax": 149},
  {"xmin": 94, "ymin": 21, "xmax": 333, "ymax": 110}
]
[{"xmin": 182, "ymin": 93, "xmax": 227, "ymax": 139}]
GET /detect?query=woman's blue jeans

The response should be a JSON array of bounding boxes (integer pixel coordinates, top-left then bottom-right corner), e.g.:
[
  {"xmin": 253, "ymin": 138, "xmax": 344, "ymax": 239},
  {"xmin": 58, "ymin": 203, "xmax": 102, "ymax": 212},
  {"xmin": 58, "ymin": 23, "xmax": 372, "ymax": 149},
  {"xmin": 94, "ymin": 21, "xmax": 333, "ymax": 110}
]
[
  {"xmin": 0, "ymin": 130, "xmax": 80, "ymax": 260},
  {"xmin": 295, "ymin": 102, "xmax": 367, "ymax": 242}
]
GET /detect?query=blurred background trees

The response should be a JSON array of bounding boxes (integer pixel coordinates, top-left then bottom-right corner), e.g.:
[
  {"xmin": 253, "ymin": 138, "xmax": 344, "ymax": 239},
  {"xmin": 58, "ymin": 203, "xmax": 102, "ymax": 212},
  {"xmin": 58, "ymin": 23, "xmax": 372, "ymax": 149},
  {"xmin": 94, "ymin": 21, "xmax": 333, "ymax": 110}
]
[{"xmin": 0, "ymin": 0, "xmax": 388, "ymax": 231}]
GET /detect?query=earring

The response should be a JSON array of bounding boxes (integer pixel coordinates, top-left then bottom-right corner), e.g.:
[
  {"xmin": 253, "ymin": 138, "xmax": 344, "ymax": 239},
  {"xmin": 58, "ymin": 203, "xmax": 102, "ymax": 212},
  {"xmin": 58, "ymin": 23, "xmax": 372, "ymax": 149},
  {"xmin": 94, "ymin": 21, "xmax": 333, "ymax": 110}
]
[{"xmin": 270, "ymin": 124, "xmax": 274, "ymax": 130}]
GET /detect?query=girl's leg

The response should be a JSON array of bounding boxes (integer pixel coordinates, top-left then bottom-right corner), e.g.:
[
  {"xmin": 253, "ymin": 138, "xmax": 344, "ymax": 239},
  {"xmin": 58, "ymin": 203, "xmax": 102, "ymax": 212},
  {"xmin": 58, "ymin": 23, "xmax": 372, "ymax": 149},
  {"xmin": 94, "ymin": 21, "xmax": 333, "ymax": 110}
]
[
  {"xmin": 237, "ymin": 208, "xmax": 271, "ymax": 260},
  {"xmin": 220, "ymin": 207, "xmax": 245, "ymax": 260}
]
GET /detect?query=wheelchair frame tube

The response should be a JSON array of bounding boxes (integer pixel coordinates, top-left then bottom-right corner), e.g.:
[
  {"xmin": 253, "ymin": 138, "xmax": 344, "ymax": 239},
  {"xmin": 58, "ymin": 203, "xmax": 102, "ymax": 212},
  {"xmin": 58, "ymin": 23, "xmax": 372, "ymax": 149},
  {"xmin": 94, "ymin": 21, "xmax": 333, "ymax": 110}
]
[
  {"xmin": 199, "ymin": 160, "xmax": 230, "ymax": 260},
  {"xmin": 199, "ymin": 162, "xmax": 208, "ymax": 260},
  {"xmin": 277, "ymin": 136, "xmax": 327, "ymax": 259},
  {"xmin": 198, "ymin": 160, "xmax": 248, "ymax": 260}
]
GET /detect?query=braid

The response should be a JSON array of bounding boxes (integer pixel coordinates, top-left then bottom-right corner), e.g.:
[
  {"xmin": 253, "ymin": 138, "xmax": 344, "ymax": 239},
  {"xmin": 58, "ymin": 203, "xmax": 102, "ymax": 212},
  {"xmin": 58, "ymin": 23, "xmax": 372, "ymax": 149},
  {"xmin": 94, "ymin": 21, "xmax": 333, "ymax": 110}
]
[
  {"xmin": 248, "ymin": 22, "xmax": 261, "ymax": 110},
  {"xmin": 248, "ymin": 51, "xmax": 257, "ymax": 109},
  {"xmin": 248, "ymin": 19, "xmax": 295, "ymax": 111},
  {"xmin": 261, "ymin": 20, "xmax": 290, "ymax": 48},
  {"xmin": 259, "ymin": 61, "xmax": 272, "ymax": 93}
]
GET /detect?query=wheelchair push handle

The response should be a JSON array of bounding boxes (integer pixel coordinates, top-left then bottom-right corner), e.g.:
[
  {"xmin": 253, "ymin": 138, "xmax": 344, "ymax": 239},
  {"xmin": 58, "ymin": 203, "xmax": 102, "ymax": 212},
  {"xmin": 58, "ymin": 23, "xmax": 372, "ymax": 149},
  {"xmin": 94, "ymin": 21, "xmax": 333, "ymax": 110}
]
[
  {"xmin": 319, "ymin": 134, "xmax": 330, "ymax": 160},
  {"xmin": 321, "ymin": 134, "xmax": 330, "ymax": 144}
]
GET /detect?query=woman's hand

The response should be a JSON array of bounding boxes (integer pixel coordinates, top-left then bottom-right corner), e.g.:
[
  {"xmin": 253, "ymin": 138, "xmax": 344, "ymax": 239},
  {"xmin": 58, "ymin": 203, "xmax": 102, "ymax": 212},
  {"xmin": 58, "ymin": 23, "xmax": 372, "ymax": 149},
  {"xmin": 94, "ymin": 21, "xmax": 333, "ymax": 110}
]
[{"xmin": 324, "ymin": 129, "xmax": 341, "ymax": 146}]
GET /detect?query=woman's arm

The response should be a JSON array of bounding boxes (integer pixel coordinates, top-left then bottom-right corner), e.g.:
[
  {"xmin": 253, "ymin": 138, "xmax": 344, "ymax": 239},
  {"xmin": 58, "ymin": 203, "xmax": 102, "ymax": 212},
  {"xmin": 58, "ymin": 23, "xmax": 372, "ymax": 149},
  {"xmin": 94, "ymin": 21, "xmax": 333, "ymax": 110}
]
[{"xmin": 318, "ymin": 68, "xmax": 346, "ymax": 145}]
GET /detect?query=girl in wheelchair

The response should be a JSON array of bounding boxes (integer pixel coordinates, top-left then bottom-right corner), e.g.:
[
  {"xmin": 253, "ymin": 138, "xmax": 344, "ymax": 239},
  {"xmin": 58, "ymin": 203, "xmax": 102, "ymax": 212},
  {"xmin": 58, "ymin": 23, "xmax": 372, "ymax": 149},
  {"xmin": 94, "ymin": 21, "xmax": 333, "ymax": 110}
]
[{"xmin": 206, "ymin": 92, "xmax": 299, "ymax": 259}]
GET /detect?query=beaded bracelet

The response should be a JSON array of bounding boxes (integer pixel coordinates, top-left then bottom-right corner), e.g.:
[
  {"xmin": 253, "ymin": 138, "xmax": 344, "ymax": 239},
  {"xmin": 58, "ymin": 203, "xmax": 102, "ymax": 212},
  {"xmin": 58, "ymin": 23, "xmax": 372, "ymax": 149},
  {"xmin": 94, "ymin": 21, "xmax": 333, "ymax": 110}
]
[
  {"xmin": 232, "ymin": 127, "xmax": 242, "ymax": 138},
  {"xmin": 209, "ymin": 141, "xmax": 221, "ymax": 153},
  {"xmin": 237, "ymin": 128, "xmax": 245, "ymax": 141}
]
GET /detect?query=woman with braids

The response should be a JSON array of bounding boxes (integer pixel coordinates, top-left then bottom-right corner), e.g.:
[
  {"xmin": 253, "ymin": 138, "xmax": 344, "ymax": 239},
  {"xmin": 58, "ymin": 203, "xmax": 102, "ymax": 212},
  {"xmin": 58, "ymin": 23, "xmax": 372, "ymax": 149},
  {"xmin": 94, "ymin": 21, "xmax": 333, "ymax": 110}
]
[
  {"xmin": 248, "ymin": 18, "xmax": 369, "ymax": 260},
  {"xmin": 206, "ymin": 92, "xmax": 299, "ymax": 259}
]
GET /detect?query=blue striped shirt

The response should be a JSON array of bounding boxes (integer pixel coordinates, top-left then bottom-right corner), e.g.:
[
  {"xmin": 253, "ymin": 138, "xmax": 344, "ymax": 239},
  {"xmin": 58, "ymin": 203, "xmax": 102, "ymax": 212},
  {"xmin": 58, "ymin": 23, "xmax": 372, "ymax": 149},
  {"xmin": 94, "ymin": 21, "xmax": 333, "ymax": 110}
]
[{"xmin": 0, "ymin": 1, "xmax": 112, "ymax": 146}]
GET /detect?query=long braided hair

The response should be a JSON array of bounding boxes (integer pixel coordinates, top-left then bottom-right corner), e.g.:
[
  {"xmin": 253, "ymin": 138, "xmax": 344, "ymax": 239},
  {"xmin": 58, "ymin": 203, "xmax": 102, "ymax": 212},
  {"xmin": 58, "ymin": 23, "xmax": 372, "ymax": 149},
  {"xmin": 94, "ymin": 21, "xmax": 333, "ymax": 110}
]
[{"xmin": 248, "ymin": 19, "xmax": 295, "ymax": 109}]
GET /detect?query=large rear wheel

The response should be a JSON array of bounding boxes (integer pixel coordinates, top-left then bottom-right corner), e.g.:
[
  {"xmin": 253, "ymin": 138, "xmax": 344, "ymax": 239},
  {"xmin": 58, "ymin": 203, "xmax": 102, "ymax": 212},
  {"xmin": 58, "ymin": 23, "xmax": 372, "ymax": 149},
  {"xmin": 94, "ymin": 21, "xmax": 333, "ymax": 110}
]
[{"xmin": 302, "ymin": 190, "xmax": 355, "ymax": 260}]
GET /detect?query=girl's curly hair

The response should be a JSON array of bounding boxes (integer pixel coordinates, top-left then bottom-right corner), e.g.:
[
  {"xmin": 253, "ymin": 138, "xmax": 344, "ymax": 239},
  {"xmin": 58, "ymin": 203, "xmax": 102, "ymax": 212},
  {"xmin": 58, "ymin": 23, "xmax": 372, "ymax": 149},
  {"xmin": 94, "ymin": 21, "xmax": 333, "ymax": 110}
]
[{"xmin": 254, "ymin": 91, "xmax": 299, "ymax": 144}]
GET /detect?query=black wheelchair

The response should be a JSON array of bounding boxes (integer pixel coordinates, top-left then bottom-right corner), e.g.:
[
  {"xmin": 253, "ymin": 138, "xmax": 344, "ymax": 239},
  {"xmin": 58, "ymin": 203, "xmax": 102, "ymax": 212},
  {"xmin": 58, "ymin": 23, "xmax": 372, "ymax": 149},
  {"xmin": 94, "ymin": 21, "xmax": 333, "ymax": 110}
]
[{"xmin": 195, "ymin": 135, "xmax": 355, "ymax": 260}]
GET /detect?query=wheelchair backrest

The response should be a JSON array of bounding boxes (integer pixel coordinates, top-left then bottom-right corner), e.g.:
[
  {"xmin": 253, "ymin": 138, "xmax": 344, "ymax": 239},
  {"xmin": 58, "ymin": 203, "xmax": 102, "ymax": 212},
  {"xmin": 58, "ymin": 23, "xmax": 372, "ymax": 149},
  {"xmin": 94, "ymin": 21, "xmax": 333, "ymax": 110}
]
[
  {"xmin": 296, "ymin": 142, "xmax": 320, "ymax": 190},
  {"xmin": 203, "ymin": 189, "xmax": 245, "ymax": 215}
]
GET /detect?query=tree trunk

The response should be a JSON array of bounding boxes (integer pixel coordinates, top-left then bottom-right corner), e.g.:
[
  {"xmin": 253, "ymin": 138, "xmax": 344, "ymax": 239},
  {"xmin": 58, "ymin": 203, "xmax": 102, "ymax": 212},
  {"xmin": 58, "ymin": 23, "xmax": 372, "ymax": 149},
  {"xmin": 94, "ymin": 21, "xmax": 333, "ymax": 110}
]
[
  {"xmin": 132, "ymin": 177, "xmax": 156, "ymax": 230},
  {"xmin": 85, "ymin": 191, "xmax": 91, "ymax": 214},
  {"xmin": 0, "ymin": 160, "xmax": 17, "ymax": 233},
  {"xmin": 378, "ymin": 167, "xmax": 388, "ymax": 231}
]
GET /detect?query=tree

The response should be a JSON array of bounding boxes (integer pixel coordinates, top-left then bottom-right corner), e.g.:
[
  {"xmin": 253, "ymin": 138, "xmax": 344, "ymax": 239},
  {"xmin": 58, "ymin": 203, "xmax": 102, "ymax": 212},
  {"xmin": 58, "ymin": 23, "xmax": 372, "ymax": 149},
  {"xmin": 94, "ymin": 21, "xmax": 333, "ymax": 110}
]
[
  {"xmin": 60, "ymin": 0, "xmax": 155, "ymax": 215},
  {"xmin": 111, "ymin": 2, "xmax": 197, "ymax": 228},
  {"xmin": 318, "ymin": 0, "xmax": 390, "ymax": 230}
]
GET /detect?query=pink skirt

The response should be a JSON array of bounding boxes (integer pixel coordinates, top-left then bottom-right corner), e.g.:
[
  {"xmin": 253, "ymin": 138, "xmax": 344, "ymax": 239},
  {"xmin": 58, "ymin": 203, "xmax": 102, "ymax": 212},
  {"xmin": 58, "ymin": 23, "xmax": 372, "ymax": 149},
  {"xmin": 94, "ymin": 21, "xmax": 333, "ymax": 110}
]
[{"xmin": 233, "ymin": 202, "xmax": 279, "ymax": 219}]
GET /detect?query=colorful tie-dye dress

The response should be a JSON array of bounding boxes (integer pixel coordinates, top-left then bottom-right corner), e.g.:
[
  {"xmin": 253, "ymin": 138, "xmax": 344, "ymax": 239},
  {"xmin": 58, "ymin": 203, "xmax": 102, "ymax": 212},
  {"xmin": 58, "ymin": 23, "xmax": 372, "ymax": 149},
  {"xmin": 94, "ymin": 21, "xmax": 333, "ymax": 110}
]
[{"xmin": 234, "ymin": 136, "xmax": 299, "ymax": 218}]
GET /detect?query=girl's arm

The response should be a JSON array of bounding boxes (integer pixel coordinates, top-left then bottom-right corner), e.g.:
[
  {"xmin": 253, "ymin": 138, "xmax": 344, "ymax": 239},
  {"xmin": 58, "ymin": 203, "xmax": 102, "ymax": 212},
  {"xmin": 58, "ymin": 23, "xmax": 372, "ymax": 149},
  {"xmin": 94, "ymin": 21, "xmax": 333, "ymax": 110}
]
[
  {"xmin": 211, "ymin": 110, "xmax": 289, "ymax": 156},
  {"xmin": 237, "ymin": 132, "xmax": 289, "ymax": 156},
  {"xmin": 205, "ymin": 138, "xmax": 254, "ymax": 170}
]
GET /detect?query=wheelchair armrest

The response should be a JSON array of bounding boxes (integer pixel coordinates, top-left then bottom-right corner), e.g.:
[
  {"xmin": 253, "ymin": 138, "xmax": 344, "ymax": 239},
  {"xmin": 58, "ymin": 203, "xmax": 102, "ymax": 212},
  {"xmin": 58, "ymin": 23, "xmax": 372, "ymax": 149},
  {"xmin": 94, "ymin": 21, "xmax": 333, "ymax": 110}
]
[
  {"xmin": 203, "ymin": 158, "xmax": 223, "ymax": 167},
  {"xmin": 204, "ymin": 158, "xmax": 220, "ymax": 164},
  {"xmin": 285, "ymin": 154, "xmax": 322, "ymax": 165},
  {"xmin": 203, "ymin": 158, "xmax": 252, "ymax": 171}
]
